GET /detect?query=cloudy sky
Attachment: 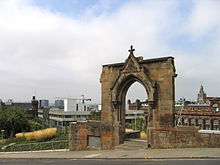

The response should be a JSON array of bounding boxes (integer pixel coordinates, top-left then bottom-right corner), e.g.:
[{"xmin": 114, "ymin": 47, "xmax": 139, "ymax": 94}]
[{"xmin": 0, "ymin": 0, "xmax": 220, "ymax": 104}]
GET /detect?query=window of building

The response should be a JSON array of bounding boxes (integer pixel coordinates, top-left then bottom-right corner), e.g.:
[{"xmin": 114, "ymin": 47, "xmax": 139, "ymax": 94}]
[{"xmin": 76, "ymin": 104, "xmax": 78, "ymax": 111}]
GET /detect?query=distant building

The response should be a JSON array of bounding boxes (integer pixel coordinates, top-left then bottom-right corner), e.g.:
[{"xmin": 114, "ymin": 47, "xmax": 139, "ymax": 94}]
[
  {"xmin": 98, "ymin": 104, "xmax": 101, "ymax": 111},
  {"xmin": 86, "ymin": 104, "xmax": 101, "ymax": 111},
  {"xmin": 1, "ymin": 96, "xmax": 38, "ymax": 118},
  {"xmin": 127, "ymin": 100, "xmax": 148, "ymax": 111},
  {"xmin": 126, "ymin": 100, "xmax": 148, "ymax": 124},
  {"xmin": 197, "ymin": 85, "xmax": 220, "ymax": 105},
  {"xmin": 38, "ymin": 98, "xmax": 91, "ymax": 127},
  {"xmin": 127, "ymin": 85, "xmax": 220, "ymax": 130},
  {"xmin": 125, "ymin": 109, "xmax": 145, "ymax": 123},
  {"xmin": 38, "ymin": 108, "xmax": 91, "ymax": 128},
  {"xmin": 31, "ymin": 96, "xmax": 38, "ymax": 117},
  {"xmin": 197, "ymin": 85, "xmax": 207, "ymax": 104},
  {"xmin": 64, "ymin": 99, "xmax": 87, "ymax": 112},
  {"xmin": 55, "ymin": 100, "xmax": 64, "ymax": 108},
  {"xmin": 39, "ymin": 99, "xmax": 49, "ymax": 108},
  {"xmin": 175, "ymin": 85, "xmax": 220, "ymax": 130}
]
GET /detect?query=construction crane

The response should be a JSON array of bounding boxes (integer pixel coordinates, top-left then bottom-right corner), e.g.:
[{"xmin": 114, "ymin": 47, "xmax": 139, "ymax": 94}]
[
  {"xmin": 81, "ymin": 95, "xmax": 91, "ymax": 104},
  {"xmin": 55, "ymin": 95, "xmax": 91, "ymax": 104}
]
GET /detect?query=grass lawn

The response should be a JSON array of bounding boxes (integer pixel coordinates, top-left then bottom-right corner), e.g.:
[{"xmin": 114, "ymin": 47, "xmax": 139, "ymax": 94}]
[{"xmin": 0, "ymin": 132, "xmax": 68, "ymax": 152}]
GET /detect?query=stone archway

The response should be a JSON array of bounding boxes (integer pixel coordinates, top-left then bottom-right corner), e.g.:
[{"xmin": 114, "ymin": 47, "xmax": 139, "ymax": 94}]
[
  {"xmin": 100, "ymin": 46, "xmax": 176, "ymax": 146},
  {"xmin": 69, "ymin": 46, "xmax": 220, "ymax": 150},
  {"xmin": 110, "ymin": 69, "xmax": 156, "ymax": 144}
]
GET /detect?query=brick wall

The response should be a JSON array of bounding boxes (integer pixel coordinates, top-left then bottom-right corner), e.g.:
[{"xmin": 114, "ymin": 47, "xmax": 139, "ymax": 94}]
[
  {"xmin": 148, "ymin": 126, "xmax": 220, "ymax": 148},
  {"xmin": 69, "ymin": 121, "xmax": 114, "ymax": 150}
]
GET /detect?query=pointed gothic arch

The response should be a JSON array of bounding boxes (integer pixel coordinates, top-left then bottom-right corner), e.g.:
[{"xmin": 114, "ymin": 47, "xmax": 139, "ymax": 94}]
[
  {"xmin": 69, "ymin": 46, "xmax": 220, "ymax": 150},
  {"xmin": 111, "ymin": 74, "xmax": 153, "ymax": 143},
  {"xmin": 100, "ymin": 46, "xmax": 176, "ymax": 146}
]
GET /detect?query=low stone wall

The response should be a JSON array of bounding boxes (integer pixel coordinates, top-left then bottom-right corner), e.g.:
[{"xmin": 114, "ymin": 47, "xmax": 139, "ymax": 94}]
[
  {"xmin": 69, "ymin": 121, "xmax": 114, "ymax": 151},
  {"xmin": 69, "ymin": 122, "xmax": 220, "ymax": 150},
  {"xmin": 148, "ymin": 126, "xmax": 220, "ymax": 148}
]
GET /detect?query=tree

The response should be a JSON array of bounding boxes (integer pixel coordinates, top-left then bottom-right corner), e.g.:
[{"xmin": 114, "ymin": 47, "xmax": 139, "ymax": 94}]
[
  {"xmin": 0, "ymin": 107, "xmax": 29, "ymax": 138},
  {"xmin": 89, "ymin": 111, "xmax": 101, "ymax": 121},
  {"xmin": 28, "ymin": 117, "xmax": 46, "ymax": 132},
  {"xmin": 125, "ymin": 117, "xmax": 145, "ymax": 131}
]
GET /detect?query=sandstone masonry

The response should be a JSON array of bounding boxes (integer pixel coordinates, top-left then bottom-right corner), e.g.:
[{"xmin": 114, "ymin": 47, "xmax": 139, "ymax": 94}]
[{"xmin": 69, "ymin": 46, "xmax": 220, "ymax": 150}]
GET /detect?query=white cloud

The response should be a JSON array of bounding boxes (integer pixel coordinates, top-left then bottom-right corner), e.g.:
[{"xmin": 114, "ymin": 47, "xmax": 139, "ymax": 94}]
[
  {"xmin": 182, "ymin": 0, "xmax": 220, "ymax": 40},
  {"xmin": 0, "ymin": 0, "xmax": 219, "ymax": 103}
]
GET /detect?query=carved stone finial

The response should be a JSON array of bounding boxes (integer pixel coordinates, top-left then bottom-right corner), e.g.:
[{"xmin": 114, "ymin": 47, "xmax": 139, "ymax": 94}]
[{"xmin": 128, "ymin": 45, "xmax": 135, "ymax": 55}]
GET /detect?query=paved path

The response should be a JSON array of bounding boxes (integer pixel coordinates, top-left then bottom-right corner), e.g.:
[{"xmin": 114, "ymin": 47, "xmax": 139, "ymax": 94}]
[
  {"xmin": 1, "ymin": 148, "xmax": 220, "ymax": 159},
  {"xmin": 1, "ymin": 159, "xmax": 220, "ymax": 165},
  {"xmin": 0, "ymin": 140, "xmax": 220, "ymax": 159}
]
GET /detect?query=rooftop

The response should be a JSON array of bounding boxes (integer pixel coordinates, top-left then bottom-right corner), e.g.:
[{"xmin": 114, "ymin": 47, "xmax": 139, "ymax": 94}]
[{"xmin": 103, "ymin": 56, "xmax": 174, "ymax": 67}]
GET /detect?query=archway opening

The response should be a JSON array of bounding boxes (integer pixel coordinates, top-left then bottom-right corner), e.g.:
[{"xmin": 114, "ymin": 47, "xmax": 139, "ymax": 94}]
[{"xmin": 124, "ymin": 81, "xmax": 148, "ymax": 140}]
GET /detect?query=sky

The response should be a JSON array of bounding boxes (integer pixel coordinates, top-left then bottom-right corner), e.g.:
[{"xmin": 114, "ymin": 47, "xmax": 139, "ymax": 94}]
[{"xmin": 0, "ymin": 0, "xmax": 220, "ymax": 104}]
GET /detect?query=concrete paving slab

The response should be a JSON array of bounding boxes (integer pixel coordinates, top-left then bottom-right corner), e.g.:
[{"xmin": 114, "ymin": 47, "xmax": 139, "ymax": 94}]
[{"xmin": 0, "ymin": 147, "xmax": 220, "ymax": 159}]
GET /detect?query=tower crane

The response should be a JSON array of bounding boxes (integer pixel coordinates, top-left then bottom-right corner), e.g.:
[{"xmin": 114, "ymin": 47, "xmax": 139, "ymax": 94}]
[{"xmin": 55, "ymin": 95, "xmax": 91, "ymax": 104}]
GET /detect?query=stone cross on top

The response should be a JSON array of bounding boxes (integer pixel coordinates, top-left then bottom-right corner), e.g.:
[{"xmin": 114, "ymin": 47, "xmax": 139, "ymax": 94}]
[{"xmin": 128, "ymin": 45, "xmax": 135, "ymax": 55}]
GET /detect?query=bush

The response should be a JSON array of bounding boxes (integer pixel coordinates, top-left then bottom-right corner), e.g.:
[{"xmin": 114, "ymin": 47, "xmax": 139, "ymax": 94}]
[
  {"xmin": 125, "ymin": 118, "xmax": 145, "ymax": 131},
  {"xmin": 89, "ymin": 111, "xmax": 101, "ymax": 121},
  {"xmin": 28, "ymin": 120, "xmax": 45, "ymax": 132}
]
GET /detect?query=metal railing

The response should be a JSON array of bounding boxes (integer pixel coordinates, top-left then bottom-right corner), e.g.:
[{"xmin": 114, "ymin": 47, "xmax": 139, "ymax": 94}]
[{"xmin": 1, "ymin": 140, "xmax": 68, "ymax": 152}]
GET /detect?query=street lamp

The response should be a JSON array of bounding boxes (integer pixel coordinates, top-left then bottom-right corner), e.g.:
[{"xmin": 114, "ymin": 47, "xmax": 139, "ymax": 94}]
[{"xmin": 1, "ymin": 130, "xmax": 5, "ymax": 139}]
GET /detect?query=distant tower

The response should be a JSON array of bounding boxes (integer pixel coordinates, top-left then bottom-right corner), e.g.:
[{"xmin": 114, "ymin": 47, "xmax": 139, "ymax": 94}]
[
  {"xmin": 31, "ymin": 96, "xmax": 38, "ymax": 118},
  {"xmin": 197, "ymin": 85, "xmax": 207, "ymax": 104}
]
